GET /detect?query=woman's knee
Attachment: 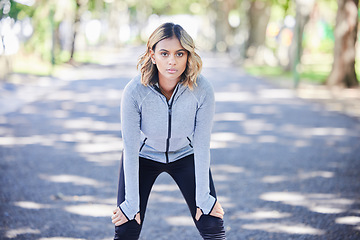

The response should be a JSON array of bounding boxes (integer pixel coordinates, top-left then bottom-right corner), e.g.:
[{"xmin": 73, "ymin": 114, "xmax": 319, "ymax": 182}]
[
  {"xmin": 114, "ymin": 220, "xmax": 142, "ymax": 240},
  {"xmin": 195, "ymin": 215, "xmax": 226, "ymax": 240}
]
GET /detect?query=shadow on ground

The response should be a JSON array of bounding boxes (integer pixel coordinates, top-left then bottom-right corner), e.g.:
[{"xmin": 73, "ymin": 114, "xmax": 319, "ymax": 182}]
[{"xmin": 0, "ymin": 56, "xmax": 360, "ymax": 240}]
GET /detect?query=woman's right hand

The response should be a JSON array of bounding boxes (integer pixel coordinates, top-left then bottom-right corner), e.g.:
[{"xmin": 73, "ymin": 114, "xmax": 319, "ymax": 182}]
[
  {"xmin": 112, "ymin": 207, "xmax": 141, "ymax": 226},
  {"xmin": 195, "ymin": 201, "xmax": 225, "ymax": 221},
  {"xmin": 210, "ymin": 201, "xmax": 224, "ymax": 219}
]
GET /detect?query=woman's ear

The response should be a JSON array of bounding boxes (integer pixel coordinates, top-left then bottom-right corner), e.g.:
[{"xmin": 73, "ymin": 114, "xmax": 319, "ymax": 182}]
[{"xmin": 149, "ymin": 49, "xmax": 156, "ymax": 64}]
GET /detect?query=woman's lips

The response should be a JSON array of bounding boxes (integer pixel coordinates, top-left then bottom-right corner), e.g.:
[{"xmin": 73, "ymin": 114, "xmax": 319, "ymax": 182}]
[{"xmin": 167, "ymin": 68, "xmax": 177, "ymax": 74}]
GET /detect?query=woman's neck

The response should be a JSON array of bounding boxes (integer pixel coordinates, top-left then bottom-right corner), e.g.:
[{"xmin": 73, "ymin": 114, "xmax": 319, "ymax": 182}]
[{"xmin": 158, "ymin": 76, "xmax": 179, "ymax": 100}]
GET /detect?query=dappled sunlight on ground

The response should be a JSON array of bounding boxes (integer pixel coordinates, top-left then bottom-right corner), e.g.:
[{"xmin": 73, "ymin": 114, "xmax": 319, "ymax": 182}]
[
  {"xmin": 13, "ymin": 201, "xmax": 52, "ymax": 210},
  {"xmin": 215, "ymin": 89, "xmax": 296, "ymax": 103},
  {"xmin": 261, "ymin": 170, "xmax": 334, "ymax": 184},
  {"xmin": 296, "ymin": 85, "xmax": 360, "ymax": 118},
  {"xmin": 47, "ymin": 89, "xmax": 122, "ymax": 103},
  {"xmin": 215, "ymin": 92, "xmax": 255, "ymax": 102},
  {"xmin": 64, "ymin": 204, "xmax": 114, "ymax": 217},
  {"xmin": 214, "ymin": 112, "xmax": 247, "ymax": 122},
  {"xmin": 39, "ymin": 174, "xmax": 107, "ymax": 187},
  {"xmin": 5, "ymin": 228, "xmax": 41, "ymax": 239},
  {"xmin": 38, "ymin": 238, "xmax": 86, "ymax": 240},
  {"xmin": 233, "ymin": 209, "xmax": 292, "ymax": 220},
  {"xmin": 1, "ymin": 56, "xmax": 360, "ymax": 239},
  {"xmin": 211, "ymin": 164, "xmax": 245, "ymax": 183},
  {"xmin": 148, "ymin": 192, "xmax": 188, "ymax": 205},
  {"xmin": 212, "ymin": 164, "xmax": 245, "ymax": 174},
  {"xmin": 0, "ymin": 135, "xmax": 58, "ymax": 146},
  {"xmin": 336, "ymin": 216, "xmax": 360, "ymax": 226},
  {"xmin": 211, "ymin": 132, "xmax": 252, "ymax": 149},
  {"xmin": 75, "ymin": 140, "xmax": 122, "ymax": 154},
  {"xmin": 242, "ymin": 119, "xmax": 274, "ymax": 134},
  {"xmin": 165, "ymin": 216, "xmax": 194, "ymax": 226},
  {"xmin": 260, "ymin": 192, "xmax": 357, "ymax": 215},
  {"xmin": 152, "ymin": 184, "xmax": 179, "ymax": 192},
  {"xmin": 241, "ymin": 222, "xmax": 325, "ymax": 235},
  {"xmin": 61, "ymin": 118, "xmax": 121, "ymax": 131}
]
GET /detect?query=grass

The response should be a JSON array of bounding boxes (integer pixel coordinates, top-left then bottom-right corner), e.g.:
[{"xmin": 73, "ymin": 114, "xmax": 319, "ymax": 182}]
[
  {"xmin": 244, "ymin": 64, "xmax": 329, "ymax": 85},
  {"xmin": 9, "ymin": 49, "xmax": 360, "ymax": 86},
  {"xmin": 244, "ymin": 55, "xmax": 360, "ymax": 86},
  {"xmin": 244, "ymin": 65, "xmax": 291, "ymax": 79},
  {"xmin": 11, "ymin": 50, "xmax": 101, "ymax": 77},
  {"xmin": 12, "ymin": 55, "xmax": 53, "ymax": 76}
]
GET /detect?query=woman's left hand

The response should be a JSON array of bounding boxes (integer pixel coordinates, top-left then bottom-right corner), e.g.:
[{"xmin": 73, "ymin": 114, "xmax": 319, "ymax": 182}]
[
  {"xmin": 112, "ymin": 207, "xmax": 128, "ymax": 226},
  {"xmin": 195, "ymin": 201, "xmax": 224, "ymax": 221},
  {"xmin": 112, "ymin": 207, "xmax": 141, "ymax": 226}
]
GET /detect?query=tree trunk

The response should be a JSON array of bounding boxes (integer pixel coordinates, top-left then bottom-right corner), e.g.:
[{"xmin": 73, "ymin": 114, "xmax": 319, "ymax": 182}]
[
  {"xmin": 326, "ymin": 0, "xmax": 359, "ymax": 87},
  {"xmin": 107, "ymin": 0, "xmax": 129, "ymax": 47},
  {"xmin": 69, "ymin": 0, "xmax": 87, "ymax": 63},
  {"xmin": 246, "ymin": 0, "xmax": 271, "ymax": 58},
  {"xmin": 285, "ymin": 0, "xmax": 314, "ymax": 72},
  {"xmin": 210, "ymin": 0, "xmax": 236, "ymax": 52}
]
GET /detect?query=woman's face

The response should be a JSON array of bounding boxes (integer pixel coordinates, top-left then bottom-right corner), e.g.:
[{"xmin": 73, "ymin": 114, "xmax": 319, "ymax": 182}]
[{"xmin": 151, "ymin": 37, "xmax": 188, "ymax": 84}]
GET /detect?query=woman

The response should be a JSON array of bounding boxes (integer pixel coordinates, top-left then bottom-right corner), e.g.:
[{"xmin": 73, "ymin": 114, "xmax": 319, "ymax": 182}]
[{"xmin": 112, "ymin": 22, "xmax": 226, "ymax": 240}]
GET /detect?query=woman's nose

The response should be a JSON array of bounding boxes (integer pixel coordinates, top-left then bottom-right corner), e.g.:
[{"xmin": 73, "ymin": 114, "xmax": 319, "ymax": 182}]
[{"xmin": 168, "ymin": 55, "xmax": 176, "ymax": 65}]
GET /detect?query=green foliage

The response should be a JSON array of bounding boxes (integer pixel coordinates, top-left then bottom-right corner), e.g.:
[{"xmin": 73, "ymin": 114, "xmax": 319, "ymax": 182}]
[
  {"xmin": 151, "ymin": 0, "xmax": 170, "ymax": 15},
  {"xmin": 273, "ymin": 0, "xmax": 293, "ymax": 17},
  {"xmin": 87, "ymin": 0, "xmax": 103, "ymax": 11},
  {"xmin": 22, "ymin": 2, "xmax": 52, "ymax": 60},
  {"xmin": 128, "ymin": 0, "xmax": 209, "ymax": 16},
  {"xmin": 1, "ymin": 0, "xmax": 33, "ymax": 20},
  {"xmin": 244, "ymin": 62, "xmax": 331, "ymax": 85},
  {"xmin": 318, "ymin": 38, "xmax": 334, "ymax": 53},
  {"xmin": 4, "ymin": 0, "xmax": 359, "ymax": 85},
  {"xmin": 244, "ymin": 65, "xmax": 291, "ymax": 79}
]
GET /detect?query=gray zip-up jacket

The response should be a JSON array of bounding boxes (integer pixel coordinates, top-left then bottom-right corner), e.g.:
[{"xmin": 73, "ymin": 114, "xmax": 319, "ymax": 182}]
[{"xmin": 119, "ymin": 74, "xmax": 216, "ymax": 220}]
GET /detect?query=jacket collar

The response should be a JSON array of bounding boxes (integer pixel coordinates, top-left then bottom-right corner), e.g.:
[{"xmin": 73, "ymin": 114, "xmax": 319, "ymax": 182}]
[{"xmin": 150, "ymin": 81, "xmax": 188, "ymax": 102}]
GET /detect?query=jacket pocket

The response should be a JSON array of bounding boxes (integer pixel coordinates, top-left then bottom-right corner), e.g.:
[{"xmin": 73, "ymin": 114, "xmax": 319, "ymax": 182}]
[
  {"xmin": 139, "ymin": 138, "xmax": 147, "ymax": 152},
  {"xmin": 187, "ymin": 137, "xmax": 193, "ymax": 148}
]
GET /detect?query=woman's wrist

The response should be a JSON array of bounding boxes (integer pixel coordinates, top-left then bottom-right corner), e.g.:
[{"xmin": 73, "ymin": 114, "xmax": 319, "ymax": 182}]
[{"xmin": 195, "ymin": 201, "xmax": 224, "ymax": 221}]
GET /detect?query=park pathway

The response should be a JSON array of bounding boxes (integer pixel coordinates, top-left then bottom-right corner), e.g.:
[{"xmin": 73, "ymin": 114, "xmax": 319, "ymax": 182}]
[{"xmin": 1, "ymin": 47, "xmax": 360, "ymax": 240}]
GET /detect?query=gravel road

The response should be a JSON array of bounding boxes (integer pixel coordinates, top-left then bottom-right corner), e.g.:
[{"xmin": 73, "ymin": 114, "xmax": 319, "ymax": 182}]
[{"xmin": 1, "ymin": 48, "xmax": 360, "ymax": 240}]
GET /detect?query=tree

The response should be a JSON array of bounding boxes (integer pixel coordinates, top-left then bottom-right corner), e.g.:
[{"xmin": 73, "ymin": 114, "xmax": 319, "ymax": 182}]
[
  {"xmin": 209, "ymin": 0, "xmax": 237, "ymax": 52},
  {"xmin": 246, "ymin": 0, "xmax": 272, "ymax": 59},
  {"xmin": 326, "ymin": 0, "xmax": 359, "ymax": 87},
  {"xmin": 69, "ymin": 0, "xmax": 88, "ymax": 63},
  {"xmin": 288, "ymin": 0, "xmax": 315, "ymax": 86},
  {"xmin": 0, "ymin": 0, "xmax": 34, "ymax": 79}
]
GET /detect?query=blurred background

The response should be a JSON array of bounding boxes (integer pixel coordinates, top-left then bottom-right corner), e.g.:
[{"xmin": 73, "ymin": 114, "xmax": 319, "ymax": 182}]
[
  {"xmin": 1, "ymin": 1, "xmax": 360, "ymax": 239},
  {"xmin": 0, "ymin": 0, "xmax": 359, "ymax": 88}
]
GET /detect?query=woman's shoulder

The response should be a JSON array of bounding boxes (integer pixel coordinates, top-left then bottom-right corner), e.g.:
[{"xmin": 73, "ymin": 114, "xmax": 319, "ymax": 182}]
[
  {"xmin": 187, "ymin": 75, "xmax": 214, "ymax": 103},
  {"xmin": 124, "ymin": 75, "xmax": 142, "ymax": 91},
  {"xmin": 123, "ymin": 75, "xmax": 151, "ymax": 99},
  {"xmin": 124, "ymin": 75, "xmax": 149, "ymax": 93},
  {"xmin": 193, "ymin": 74, "xmax": 214, "ymax": 94}
]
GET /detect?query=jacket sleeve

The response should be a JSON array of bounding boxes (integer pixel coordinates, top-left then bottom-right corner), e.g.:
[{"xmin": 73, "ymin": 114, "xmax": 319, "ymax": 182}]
[
  {"xmin": 119, "ymin": 82, "xmax": 141, "ymax": 220},
  {"xmin": 193, "ymin": 79, "xmax": 216, "ymax": 215}
]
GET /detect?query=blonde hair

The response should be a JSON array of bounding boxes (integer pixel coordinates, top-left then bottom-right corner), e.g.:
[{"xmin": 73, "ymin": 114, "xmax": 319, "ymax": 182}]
[{"xmin": 137, "ymin": 22, "xmax": 202, "ymax": 89}]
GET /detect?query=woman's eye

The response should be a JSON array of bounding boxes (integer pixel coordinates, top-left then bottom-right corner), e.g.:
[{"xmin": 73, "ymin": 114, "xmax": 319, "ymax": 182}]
[
  {"xmin": 176, "ymin": 53, "xmax": 183, "ymax": 57},
  {"xmin": 161, "ymin": 52, "xmax": 168, "ymax": 57}
]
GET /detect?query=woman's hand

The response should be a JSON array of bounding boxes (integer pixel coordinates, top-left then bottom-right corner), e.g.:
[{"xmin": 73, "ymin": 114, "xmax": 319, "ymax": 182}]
[
  {"xmin": 112, "ymin": 207, "xmax": 141, "ymax": 226},
  {"xmin": 195, "ymin": 201, "xmax": 224, "ymax": 221}
]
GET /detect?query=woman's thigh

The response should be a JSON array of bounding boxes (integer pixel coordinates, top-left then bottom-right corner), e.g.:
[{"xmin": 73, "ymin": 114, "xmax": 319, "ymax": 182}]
[
  {"xmin": 138, "ymin": 157, "xmax": 165, "ymax": 220},
  {"xmin": 115, "ymin": 156, "xmax": 164, "ymax": 239},
  {"xmin": 167, "ymin": 154, "xmax": 217, "ymax": 218}
]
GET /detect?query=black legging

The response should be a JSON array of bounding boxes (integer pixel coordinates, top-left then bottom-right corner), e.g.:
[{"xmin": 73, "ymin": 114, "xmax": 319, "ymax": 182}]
[{"xmin": 114, "ymin": 154, "xmax": 226, "ymax": 240}]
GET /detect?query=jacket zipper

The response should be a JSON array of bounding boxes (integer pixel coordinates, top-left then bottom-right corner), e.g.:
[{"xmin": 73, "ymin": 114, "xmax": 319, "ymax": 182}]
[
  {"xmin": 139, "ymin": 138, "xmax": 147, "ymax": 152},
  {"xmin": 187, "ymin": 137, "xmax": 193, "ymax": 148},
  {"xmin": 165, "ymin": 104, "xmax": 172, "ymax": 163},
  {"xmin": 164, "ymin": 86, "xmax": 179, "ymax": 164}
]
